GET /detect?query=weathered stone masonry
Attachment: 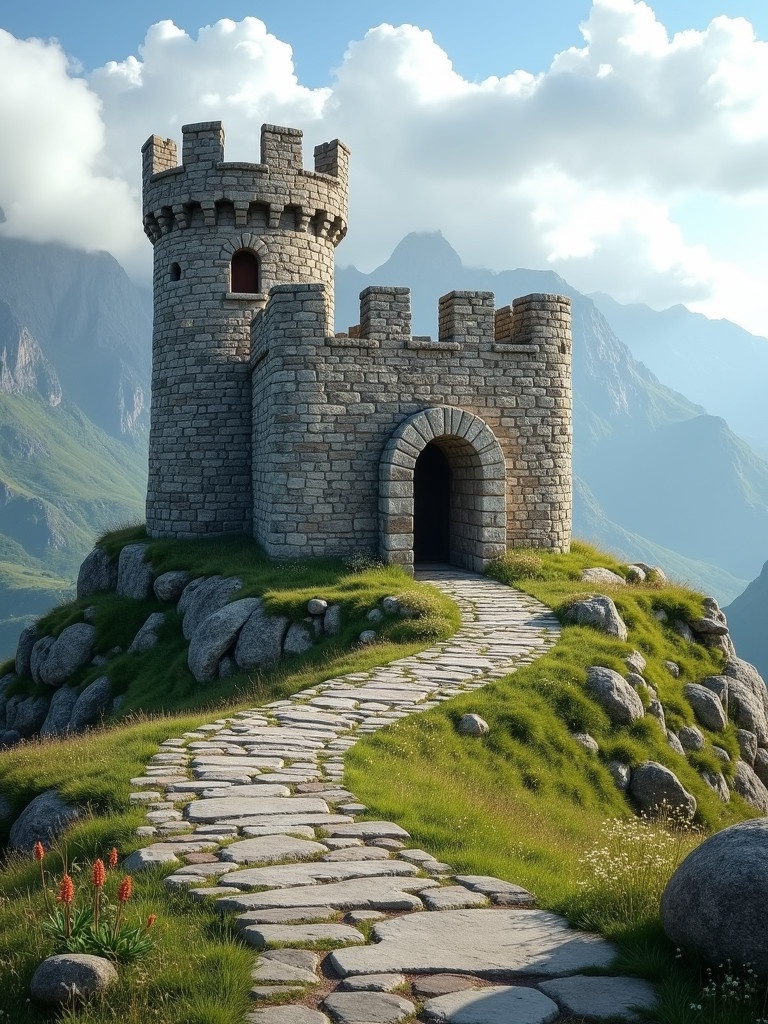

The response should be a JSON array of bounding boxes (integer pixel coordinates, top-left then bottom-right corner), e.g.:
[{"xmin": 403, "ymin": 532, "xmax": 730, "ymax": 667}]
[
  {"xmin": 143, "ymin": 120, "xmax": 572, "ymax": 570},
  {"xmin": 142, "ymin": 121, "xmax": 348, "ymax": 537}
]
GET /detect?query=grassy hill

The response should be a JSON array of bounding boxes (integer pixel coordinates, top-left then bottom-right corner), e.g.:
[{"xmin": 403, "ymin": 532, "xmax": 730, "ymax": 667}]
[
  {"xmin": 0, "ymin": 395, "xmax": 146, "ymax": 656},
  {"xmin": 0, "ymin": 533, "xmax": 764, "ymax": 1023}
]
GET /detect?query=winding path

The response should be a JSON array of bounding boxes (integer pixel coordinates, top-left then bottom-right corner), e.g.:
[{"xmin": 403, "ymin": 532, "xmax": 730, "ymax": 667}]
[{"xmin": 128, "ymin": 569, "xmax": 657, "ymax": 1024}]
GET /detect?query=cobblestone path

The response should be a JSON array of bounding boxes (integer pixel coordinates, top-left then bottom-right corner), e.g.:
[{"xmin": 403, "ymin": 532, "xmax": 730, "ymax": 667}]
[{"xmin": 128, "ymin": 569, "xmax": 657, "ymax": 1024}]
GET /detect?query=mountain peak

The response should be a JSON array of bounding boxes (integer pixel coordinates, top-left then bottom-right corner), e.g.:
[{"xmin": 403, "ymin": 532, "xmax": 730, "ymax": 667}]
[{"xmin": 385, "ymin": 231, "xmax": 463, "ymax": 273}]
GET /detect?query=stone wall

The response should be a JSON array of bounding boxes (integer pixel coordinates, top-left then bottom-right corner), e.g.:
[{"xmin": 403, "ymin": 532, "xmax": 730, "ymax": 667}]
[
  {"xmin": 142, "ymin": 122, "xmax": 349, "ymax": 538},
  {"xmin": 250, "ymin": 284, "xmax": 572, "ymax": 570}
]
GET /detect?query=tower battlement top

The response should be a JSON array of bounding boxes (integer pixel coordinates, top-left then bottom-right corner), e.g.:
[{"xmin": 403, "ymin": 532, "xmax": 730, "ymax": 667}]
[{"xmin": 141, "ymin": 121, "xmax": 349, "ymax": 242}]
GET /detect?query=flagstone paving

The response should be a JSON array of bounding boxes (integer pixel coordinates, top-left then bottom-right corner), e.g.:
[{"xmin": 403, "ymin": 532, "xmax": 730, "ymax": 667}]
[{"xmin": 129, "ymin": 567, "xmax": 658, "ymax": 1024}]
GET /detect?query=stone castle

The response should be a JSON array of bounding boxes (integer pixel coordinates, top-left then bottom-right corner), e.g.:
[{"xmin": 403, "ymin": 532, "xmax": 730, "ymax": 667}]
[{"xmin": 141, "ymin": 120, "xmax": 572, "ymax": 572}]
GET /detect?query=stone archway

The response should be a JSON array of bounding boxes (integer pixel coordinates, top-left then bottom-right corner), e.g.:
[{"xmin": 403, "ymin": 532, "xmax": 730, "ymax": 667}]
[{"xmin": 379, "ymin": 406, "xmax": 507, "ymax": 573}]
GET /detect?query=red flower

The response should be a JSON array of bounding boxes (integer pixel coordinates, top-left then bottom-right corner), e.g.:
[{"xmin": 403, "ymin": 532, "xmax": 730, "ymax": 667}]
[
  {"xmin": 33, "ymin": 841, "xmax": 44, "ymax": 861},
  {"xmin": 146, "ymin": 914, "xmax": 156, "ymax": 928},
  {"xmin": 57, "ymin": 874, "xmax": 75, "ymax": 905},
  {"xmin": 108, "ymin": 847, "xmax": 119, "ymax": 869},
  {"xmin": 92, "ymin": 859, "xmax": 106, "ymax": 888},
  {"xmin": 117, "ymin": 876, "xmax": 133, "ymax": 903}
]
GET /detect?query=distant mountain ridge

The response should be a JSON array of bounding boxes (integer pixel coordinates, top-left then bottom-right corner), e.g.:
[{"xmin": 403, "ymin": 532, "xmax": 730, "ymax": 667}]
[
  {"xmin": 590, "ymin": 291, "xmax": 768, "ymax": 452},
  {"xmin": 0, "ymin": 238, "xmax": 151, "ymax": 441},
  {"xmin": 725, "ymin": 560, "xmax": 768, "ymax": 678},
  {"xmin": 0, "ymin": 239, "xmax": 149, "ymax": 655}
]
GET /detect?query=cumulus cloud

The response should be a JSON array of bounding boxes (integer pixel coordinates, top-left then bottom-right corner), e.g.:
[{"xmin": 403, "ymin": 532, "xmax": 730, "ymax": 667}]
[
  {"xmin": 0, "ymin": 29, "xmax": 139, "ymax": 268},
  {"xmin": 2, "ymin": 3, "xmax": 768, "ymax": 331}
]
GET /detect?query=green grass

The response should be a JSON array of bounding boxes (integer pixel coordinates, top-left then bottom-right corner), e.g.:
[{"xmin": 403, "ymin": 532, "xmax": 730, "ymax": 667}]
[
  {"xmin": 345, "ymin": 540, "xmax": 763, "ymax": 1023},
  {"xmin": 20, "ymin": 532, "xmax": 459, "ymax": 716},
  {"xmin": 1, "ymin": 534, "xmax": 763, "ymax": 1022}
]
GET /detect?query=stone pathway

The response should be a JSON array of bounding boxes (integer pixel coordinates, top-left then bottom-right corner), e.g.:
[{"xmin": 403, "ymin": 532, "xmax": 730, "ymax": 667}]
[{"xmin": 127, "ymin": 568, "xmax": 658, "ymax": 1024}]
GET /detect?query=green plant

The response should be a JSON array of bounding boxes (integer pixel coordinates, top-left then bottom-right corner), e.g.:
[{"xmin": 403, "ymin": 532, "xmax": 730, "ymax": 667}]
[
  {"xmin": 567, "ymin": 804, "xmax": 701, "ymax": 934},
  {"xmin": 485, "ymin": 549, "xmax": 544, "ymax": 584},
  {"xmin": 344, "ymin": 550, "xmax": 385, "ymax": 573},
  {"xmin": 36, "ymin": 843, "xmax": 156, "ymax": 963}
]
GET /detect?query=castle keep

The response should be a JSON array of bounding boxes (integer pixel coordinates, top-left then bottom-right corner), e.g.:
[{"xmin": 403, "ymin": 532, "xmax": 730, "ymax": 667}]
[{"xmin": 142, "ymin": 121, "xmax": 572, "ymax": 572}]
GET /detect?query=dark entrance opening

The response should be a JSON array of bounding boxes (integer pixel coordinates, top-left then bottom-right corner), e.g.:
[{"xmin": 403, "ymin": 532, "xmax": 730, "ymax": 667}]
[{"xmin": 414, "ymin": 442, "xmax": 450, "ymax": 562}]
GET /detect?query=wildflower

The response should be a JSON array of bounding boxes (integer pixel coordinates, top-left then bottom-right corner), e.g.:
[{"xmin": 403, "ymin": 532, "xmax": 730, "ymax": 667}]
[
  {"xmin": 117, "ymin": 876, "xmax": 133, "ymax": 903},
  {"xmin": 33, "ymin": 841, "xmax": 44, "ymax": 861},
  {"xmin": 108, "ymin": 847, "xmax": 119, "ymax": 869},
  {"xmin": 91, "ymin": 858, "xmax": 106, "ymax": 929},
  {"xmin": 91, "ymin": 859, "xmax": 106, "ymax": 888},
  {"xmin": 57, "ymin": 873, "xmax": 75, "ymax": 940},
  {"xmin": 57, "ymin": 874, "xmax": 75, "ymax": 905},
  {"xmin": 146, "ymin": 914, "xmax": 156, "ymax": 928}
]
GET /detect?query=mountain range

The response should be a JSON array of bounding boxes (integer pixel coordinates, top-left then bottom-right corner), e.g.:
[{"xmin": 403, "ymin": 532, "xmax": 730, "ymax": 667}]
[
  {"xmin": 0, "ymin": 238, "xmax": 149, "ymax": 654},
  {"xmin": 1, "ymin": 229, "xmax": 767, "ymax": 659}
]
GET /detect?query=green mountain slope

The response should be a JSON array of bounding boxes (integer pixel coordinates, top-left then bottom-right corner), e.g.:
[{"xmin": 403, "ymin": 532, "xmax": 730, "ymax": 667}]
[{"xmin": 0, "ymin": 394, "xmax": 146, "ymax": 655}]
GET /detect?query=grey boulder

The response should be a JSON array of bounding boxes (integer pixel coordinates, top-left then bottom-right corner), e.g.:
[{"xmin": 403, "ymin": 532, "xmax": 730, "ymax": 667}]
[
  {"xmin": 457, "ymin": 714, "xmax": 490, "ymax": 737},
  {"xmin": 15, "ymin": 624, "xmax": 38, "ymax": 676},
  {"xmin": 154, "ymin": 570, "xmax": 190, "ymax": 603},
  {"xmin": 69, "ymin": 676, "xmax": 112, "ymax": 732},
  {"xmin": 324, "ymin": 604, "xmax": 342, "ymax": 636},
  {"xmin": 678, "ymin": 725, "xmax": 705, "ymax": 752},
  {"xmin": 40, "ymin": 686, "xmax": 78, "ymax": 738},
  {"xmin": 579, "ymin": 567, "xmax": 625, "ymax": 586},
  {"xmin": 737, "ymin": 729, "xmax": 758, "ymax": 765},
  {"xmin": 9, "ymin": 789, "xmax": 81, "ymax": 851},
  {"xmin": 179, "ymin": 575, "xmax": 243, "ymax": 640},
  {"xmin": 30, "ymin": 953, "xmax": 118, "ymax": 1006},
  {"xmin": 38, "ymin": 623, "xmax": 97, "ymax": 686},
  {"xmin": 684, "ymin": 683, "xmax": 727, "ymax": 732},
  {"xmin": 188, "ymin": 598, "xmax": 261, "ymax": 682},
  {"xmin": 585, "ymin": 666, "xmax": 644, "ymax": 725},
  {"xmin": 754, "ymin": 749, "xmax": 768, "ymax": 788},
  {"xmin": 701, "ymin": 771, "xmax": 730, "ymax": 802},
  {"xmin": 624, "ymin": 650, "xmax": 647, "ymax": 675},
  {"xmin": 607, "ymin": 761, "xmax": 631, "ymax": 790},
  {"xmin": 723, "ymin": 658, "xmax": 768, "ymax": 744},
  {"xmin": 13, "ymin": 696, "xmax": 49, "ymax": 737},
  {"xmin": 564, "ymin": 596, "xmax": 628, "ymax": 640},
  {"xmin": 116, "ymin": 543, "xmax": 155, "ymax": 600},
  {"xmin": 128, "ymin": 612, "xmax": 167, "ymax": 654},
  {"xmin": 629, "ymin": 761, "xmax": 696, "ymax": 818},
  {"xmin": 76, "ymin": 547, "xmax": 117, "ymax": 599},
  {"xmin": 711, "ymin": 671, "xmax": 768, "ymax": 744},
  {"xmin": 283, "ymin": 623, "xmax": 313, "ymax": 656},
  {"xmin": 235, "ymin": 606, "xmax": 288, "ymax": 670},
  {"xmin": 732, "ymin": 760, "xmax": 768, "ymax": 813},
  {"xmin": 571, "ymin": 732, "xmax": 599, "ymax": 754},
  {"xmin": 661, "ymin": 818, "xmax": 768, "ymax": 975},
  {"xmin": 30, "ymin": 636, "xmax": 55, "ymax": 684},
  {"xmin": 667, "ymin": 730, "xmax": 686, "ymax": 756}
]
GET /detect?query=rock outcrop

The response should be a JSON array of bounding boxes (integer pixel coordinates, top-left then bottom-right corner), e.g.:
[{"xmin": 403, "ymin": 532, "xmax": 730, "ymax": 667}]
[{"xmin": 661, "ymin": 819, "xmax": 768, "ymax": 975}]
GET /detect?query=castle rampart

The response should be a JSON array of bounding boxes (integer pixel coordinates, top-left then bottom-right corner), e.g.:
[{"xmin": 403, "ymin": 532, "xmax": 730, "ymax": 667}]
[{"xmin": 250, "ymin": 283, "xmax": 571, "ymax": 569}]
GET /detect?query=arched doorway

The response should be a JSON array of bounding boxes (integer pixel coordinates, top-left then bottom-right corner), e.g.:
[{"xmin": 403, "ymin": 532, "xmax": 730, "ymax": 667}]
[
  {"xmin": 379, "ymin": 406, "xmax": 507, "ymax": 573},
  {"xmin": 414, "ymin": 443, "xmax": 450, "ymax": 562}
]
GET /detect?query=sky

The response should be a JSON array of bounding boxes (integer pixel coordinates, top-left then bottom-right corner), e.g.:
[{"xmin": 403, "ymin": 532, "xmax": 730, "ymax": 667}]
[{"xmin": 2, "ymin": 0, "xmax": 768, "ymax": 336}]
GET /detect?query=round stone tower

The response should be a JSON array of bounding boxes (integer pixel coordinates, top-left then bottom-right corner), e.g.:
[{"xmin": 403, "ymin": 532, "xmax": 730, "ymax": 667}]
[{"xmin": 141, "ymin": 121, "xmax": 349, "ymax": 538}]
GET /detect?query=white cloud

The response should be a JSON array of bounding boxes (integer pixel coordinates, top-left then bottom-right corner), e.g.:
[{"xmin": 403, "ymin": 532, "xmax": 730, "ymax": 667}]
[
  {"xmin": 0, "ymin": 30, "xmax": 138, "ymax": 267},
  {"xmin": 2, "ymin": 4, "xmax": 768, "ymax": 332}
]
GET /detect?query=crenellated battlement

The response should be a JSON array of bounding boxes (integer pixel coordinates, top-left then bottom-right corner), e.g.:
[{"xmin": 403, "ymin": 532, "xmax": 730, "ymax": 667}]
[
  {"xmin": 141, "ymin": 121, "xmax": 348, "ymax": 245},
  {"xmin": 334, "ymin": 287, "xmax": 571, "ymax": 356}
]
